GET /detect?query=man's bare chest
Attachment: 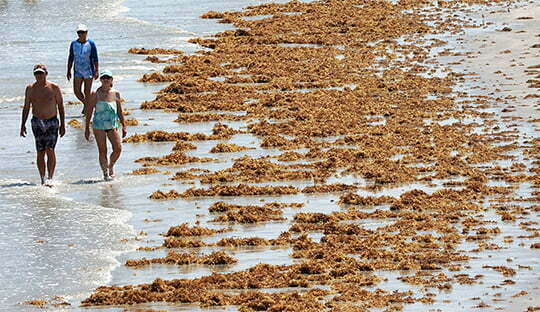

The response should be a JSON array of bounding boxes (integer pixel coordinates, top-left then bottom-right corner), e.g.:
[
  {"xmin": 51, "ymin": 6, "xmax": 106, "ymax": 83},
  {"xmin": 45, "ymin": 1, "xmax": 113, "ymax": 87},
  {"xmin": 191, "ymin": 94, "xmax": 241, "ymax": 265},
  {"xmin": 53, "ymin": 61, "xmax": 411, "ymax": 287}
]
[{"xmin": 30, "ymin": 87, "xmax": 55, "ymax": 104}]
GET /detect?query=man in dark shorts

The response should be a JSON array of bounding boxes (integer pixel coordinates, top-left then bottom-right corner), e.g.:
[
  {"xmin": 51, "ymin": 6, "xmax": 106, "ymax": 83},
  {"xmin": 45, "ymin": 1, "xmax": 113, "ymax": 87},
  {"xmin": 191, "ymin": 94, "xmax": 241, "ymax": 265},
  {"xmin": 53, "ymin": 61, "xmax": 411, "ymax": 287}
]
[{"xmin": 20, "ymin": 64, "xmax": 66, "ymax": 186}]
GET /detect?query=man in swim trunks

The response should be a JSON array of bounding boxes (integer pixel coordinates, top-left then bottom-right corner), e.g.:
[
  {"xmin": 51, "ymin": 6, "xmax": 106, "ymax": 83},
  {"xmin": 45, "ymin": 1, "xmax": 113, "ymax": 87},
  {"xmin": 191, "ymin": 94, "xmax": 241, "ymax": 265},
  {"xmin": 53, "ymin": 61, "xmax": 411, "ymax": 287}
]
[
  {"xmin": 20, "ymin": 64, "xmax": 66, "ymax": 186},
  {"xmin": 66, "ymin": 24, "xmax": 99, "ymax": 115}
]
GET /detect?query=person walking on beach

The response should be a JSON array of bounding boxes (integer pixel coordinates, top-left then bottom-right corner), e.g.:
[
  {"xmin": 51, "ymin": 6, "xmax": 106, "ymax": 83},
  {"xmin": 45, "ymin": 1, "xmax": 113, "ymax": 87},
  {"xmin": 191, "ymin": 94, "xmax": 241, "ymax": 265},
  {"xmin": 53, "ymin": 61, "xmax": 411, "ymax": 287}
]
[
  {"xmin": 85, "ymin": 70, "xmax": 127, "ymax": 181},
  {"xmin": 67, "ymin": 24, "xmax": 99, "ymax": 115},
  {"xmin": 20, "ymin": 64, "xmax": 66, "ymax": 186}
]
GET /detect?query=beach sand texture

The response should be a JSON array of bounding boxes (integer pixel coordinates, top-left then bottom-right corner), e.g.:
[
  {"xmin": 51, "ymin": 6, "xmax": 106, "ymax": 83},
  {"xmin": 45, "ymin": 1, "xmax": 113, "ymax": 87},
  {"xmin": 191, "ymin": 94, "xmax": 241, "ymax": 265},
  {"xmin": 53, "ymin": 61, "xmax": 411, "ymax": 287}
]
[{"xmin": 24, "ymin": 0, "xmax": 540, "ymax": 311}]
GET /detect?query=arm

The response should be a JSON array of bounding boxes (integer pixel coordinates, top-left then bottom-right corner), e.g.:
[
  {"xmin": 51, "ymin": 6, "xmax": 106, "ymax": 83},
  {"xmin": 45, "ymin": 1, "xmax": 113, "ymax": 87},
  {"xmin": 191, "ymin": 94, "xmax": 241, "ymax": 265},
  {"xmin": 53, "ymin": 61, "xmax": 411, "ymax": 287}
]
[
  {"xmin": 55, "ymin": 84, "xmax": 65, "ymax": 137},
  {"xmin": 67, "ymin": 41, "xmax": 74, "ymax": 81},
  {"xmin": 90, "ymin": 41, "xmax": 99, "ymax": 79},
  {"xmin": 115, "ymin": 91, "xmax": 127, "ymax": 138},
  {"xmin": 20, "ymin": 86, "xmax": 32, "ymax": 137},
  {"xmin": 93, "ymin": 60, "xmax": 99, "ymax": 80},
  {"xmin": 85, "ymin": 91, "xmax": 96, "ymax": 140}
]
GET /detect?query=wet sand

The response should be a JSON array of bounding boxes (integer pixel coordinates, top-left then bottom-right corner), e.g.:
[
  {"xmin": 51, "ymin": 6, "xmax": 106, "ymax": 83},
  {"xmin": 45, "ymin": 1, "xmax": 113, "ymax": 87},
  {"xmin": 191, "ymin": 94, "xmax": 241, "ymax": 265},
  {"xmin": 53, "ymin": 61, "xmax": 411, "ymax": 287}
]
[
  {"xmin": 448, "ymin": 3, "xmax": 540, "ymax": 309},
  {"xmin": 27, "ymin": 0, "xmax": 540, "ymax": 311}
]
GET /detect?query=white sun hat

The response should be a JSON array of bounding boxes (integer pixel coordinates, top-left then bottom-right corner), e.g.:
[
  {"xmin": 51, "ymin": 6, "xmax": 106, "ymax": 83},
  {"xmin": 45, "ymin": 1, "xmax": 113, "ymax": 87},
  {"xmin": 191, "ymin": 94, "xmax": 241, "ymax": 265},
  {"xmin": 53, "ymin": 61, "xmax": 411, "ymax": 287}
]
[{"xmin": 76, "ymin": 24, "xmax": 88, "ymax": 32}]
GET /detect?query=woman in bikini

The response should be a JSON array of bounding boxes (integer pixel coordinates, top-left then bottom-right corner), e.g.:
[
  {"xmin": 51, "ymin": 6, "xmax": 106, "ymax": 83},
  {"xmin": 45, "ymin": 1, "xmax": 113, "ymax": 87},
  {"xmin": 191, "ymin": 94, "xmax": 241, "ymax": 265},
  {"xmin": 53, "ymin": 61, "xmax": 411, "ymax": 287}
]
[{"xmin": 85, "ymin": 70, "xmax": 127, "ymax": 181}]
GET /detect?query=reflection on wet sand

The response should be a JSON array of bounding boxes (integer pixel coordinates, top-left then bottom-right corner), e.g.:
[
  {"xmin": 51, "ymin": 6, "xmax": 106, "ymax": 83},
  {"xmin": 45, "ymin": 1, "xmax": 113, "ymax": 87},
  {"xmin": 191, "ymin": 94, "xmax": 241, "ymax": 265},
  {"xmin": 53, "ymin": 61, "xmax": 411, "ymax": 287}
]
[{"xmin": 99, "ymin": 182, "xmax": 124, "ymax": 210}]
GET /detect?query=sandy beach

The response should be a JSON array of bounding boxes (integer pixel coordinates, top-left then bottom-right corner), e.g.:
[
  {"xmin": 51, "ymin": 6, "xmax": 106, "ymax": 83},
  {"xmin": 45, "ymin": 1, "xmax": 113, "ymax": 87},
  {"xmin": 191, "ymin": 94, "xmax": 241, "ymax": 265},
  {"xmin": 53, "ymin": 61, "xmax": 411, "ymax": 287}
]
[{"xmin": 12, "ymin": 0, "xmax": 540, "ymax": 311}]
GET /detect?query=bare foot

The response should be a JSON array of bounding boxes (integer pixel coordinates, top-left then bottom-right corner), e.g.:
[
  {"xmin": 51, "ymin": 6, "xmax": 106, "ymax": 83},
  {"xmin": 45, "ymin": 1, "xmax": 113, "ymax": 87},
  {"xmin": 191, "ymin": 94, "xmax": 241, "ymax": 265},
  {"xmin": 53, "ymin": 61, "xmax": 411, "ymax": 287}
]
[
  {"xmin": 102, "ymin": 169, "xmax": 111, "ymax": 181},
  {"xmin": 108, "ymin": 166, "xmax": 115, "ymax": 179}
]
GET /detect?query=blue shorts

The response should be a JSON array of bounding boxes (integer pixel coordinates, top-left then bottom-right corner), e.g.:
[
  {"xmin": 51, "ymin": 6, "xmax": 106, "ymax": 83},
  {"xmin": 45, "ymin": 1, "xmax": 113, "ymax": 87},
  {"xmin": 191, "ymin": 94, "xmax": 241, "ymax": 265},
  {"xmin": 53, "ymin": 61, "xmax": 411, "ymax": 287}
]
[{"xmin": 74, "ymin": 68, "xmax": 93, "ymax": 79}]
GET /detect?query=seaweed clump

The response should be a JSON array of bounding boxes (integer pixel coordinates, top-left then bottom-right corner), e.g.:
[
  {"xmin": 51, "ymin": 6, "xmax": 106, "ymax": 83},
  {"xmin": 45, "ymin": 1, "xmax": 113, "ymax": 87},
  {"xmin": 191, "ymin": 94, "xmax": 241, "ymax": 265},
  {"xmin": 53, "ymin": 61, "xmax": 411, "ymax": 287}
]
[
  {"xmin": 126, "ymin": 251, "xmax": 237, "ymax": 267},
  {"xmin": 210, "ymin": 143, "xmax": 253, "ymax": 153},
  {"xmin": 128, "ymin": 48, "xmax": 184, "ymax": 55},
  {"xmin": 165, "ymin": 223, "xmax": 229, "ymax": 237}
]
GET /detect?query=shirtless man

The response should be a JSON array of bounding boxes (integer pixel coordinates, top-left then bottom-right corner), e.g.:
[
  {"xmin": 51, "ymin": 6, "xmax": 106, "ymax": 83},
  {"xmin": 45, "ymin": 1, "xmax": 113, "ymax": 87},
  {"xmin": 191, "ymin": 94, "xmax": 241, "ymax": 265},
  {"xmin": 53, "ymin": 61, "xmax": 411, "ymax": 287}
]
[{"xmin": 20, "ymin": 64, "xmax": 66, "ymax": 186}]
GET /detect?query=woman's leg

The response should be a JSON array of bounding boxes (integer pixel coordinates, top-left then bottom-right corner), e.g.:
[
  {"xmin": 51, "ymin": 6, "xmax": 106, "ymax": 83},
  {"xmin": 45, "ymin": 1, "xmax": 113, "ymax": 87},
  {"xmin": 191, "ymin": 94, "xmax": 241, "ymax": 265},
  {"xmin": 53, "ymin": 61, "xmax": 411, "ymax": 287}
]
[
  {"xmin": 73, "ymin": 77, "xmax": 85, "ymax": 114},
  {"xmin": 93, "ymin": 129, "xmax": 109, "ymax": 179},
  {"xmin": 106, "ymin": 128, "xmax": 122, "ymax": 177},
  {"xmin": 82, "ymin": 78, "xmax": 93, "ymax": 115}
]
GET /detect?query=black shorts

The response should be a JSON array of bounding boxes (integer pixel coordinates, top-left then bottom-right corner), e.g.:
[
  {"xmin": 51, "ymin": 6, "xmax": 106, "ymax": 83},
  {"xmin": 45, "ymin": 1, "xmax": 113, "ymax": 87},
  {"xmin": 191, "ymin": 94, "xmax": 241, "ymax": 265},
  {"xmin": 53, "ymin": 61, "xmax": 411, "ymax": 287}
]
[{"xmin": 31, "ymin": 116, "xmax": 59, "ymax": 151}]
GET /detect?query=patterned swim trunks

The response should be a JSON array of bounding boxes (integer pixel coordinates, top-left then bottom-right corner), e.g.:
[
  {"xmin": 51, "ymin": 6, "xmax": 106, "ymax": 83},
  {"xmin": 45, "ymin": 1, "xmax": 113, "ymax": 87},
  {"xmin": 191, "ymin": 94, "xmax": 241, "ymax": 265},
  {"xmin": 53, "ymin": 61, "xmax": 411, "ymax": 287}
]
[{"xmin": 31, "ymin": 116, "xmax": 59, "ymax": 151}]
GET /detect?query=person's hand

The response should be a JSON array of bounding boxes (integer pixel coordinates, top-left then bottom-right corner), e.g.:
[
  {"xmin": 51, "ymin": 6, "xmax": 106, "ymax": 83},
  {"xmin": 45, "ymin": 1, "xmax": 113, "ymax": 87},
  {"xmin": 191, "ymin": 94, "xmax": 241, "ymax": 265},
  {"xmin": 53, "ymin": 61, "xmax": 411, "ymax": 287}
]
[
  {"xmin": 122, "ymin": 127, "xmax": 127, "ymax": 138},
  {"xmin": 93, "ymin": 72, "xmax": 99, "ymax": 80},
  {"xmin": 59, "ymin": 125, "xmax": 66, "ymax": 137},
  {"xmin": 85, "ymin": 128, "xmax": 91, "ymax": 141},
  {"xmin": 20, "ymin": 125, "xmax": 26, "ymax": 137},
  {"xmin": 67, "ymin": 72, "xmax": 71, "ymax": 81}
]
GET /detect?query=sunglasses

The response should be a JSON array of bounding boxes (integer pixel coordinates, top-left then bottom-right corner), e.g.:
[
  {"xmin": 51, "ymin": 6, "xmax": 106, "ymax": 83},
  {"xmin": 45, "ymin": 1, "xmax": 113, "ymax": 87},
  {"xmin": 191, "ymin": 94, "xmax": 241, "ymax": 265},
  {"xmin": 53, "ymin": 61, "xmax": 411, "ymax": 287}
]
[
  {"xmin": 100, "ymin": 76, "xmax": 112, "ymax": 80},
  {"xmin": 77, "ymin": 31, "xmax": 87, "ymax": 34},
  {"xmin": 33, "ymin": 71, "xmax": 46, "ymax": 75}
]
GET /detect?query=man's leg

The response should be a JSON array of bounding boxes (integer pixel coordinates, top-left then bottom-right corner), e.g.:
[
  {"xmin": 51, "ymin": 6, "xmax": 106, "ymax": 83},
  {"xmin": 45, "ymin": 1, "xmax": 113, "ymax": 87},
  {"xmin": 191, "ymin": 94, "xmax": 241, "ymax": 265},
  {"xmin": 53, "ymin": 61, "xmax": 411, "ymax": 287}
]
[
  {"xmin": 82, "ymin": 78, "xmax": 93, "ymax": 115},
  {"xmin": 93, "ymin": 129, "xmax": 109, "ymax": 179},
  {"xmin": 45, "ymin": 148, "xmax": 56, "ymax": 180},
  {"xmin": 106, "ymin": 129, "xmax": 122, "ymax": 177},
  {"xmin": 73, "ymin": 77, "xmax": 85, "ymax": 114},
  {"xmin": 36, "ymin": 150, "xmax": 46, "ymax": 184}
]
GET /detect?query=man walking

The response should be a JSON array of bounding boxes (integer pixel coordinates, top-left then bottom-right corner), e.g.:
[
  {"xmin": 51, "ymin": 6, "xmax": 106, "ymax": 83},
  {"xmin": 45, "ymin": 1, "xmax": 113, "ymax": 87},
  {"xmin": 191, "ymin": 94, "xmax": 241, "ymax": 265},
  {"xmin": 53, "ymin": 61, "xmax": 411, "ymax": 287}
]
[
  {"xmin": 67, "ymin": 24, "xmax": 99, "ymax": 115},
  {"xmin": 20, "ymin": 64, "xmax": 66, "ymax": 186}
]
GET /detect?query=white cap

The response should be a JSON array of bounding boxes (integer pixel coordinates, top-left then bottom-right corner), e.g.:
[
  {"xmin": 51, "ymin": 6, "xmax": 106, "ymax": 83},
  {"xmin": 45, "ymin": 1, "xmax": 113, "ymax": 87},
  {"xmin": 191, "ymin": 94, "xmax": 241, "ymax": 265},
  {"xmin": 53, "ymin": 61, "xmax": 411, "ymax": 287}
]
[
  {"xmin": 33, "ymin": 64, "xmax": 48, "ymax": 74},
  {"xmin": 76, "ymin": 24, "xmax": 88, "ymax": 32},
  {"xmin": 33, "ymin": 67, "xmax": 46, "ymax": 74}
]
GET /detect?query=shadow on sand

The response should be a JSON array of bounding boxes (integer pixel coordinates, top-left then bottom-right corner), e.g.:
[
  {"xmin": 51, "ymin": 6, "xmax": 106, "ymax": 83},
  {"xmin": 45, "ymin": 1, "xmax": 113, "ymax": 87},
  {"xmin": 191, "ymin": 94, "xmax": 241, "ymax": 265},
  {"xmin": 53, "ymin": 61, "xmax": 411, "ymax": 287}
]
[
  {"xmin": 71, "ymin": 178, "xmax": 106, "ymax": 185},
  {"xmin": 0, "ymin": 182, "xmax": 37, "ymax": 188}
]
